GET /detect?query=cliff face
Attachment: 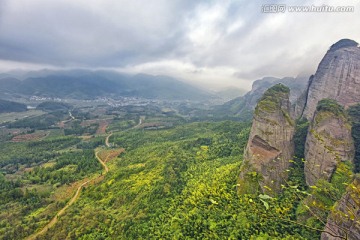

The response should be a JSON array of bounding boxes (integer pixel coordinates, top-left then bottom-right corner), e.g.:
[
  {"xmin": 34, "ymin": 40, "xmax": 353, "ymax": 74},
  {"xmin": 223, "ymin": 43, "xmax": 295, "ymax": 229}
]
[
  {"xmin": 237, "ymin": 38, "xmax": 360, "ymax": 237},
  {"xmin": 304, "ymin": 99, "xmax": 354, "ymax": 186},
  {"xmin": 302, "ymin": 39, "xmax": 360, "ymax": 120},
  {"xmin": 239, "ymin": 84, "xmax": 295, "ymax": 195},
  {"xmin": 293, "ymin": 75, "xmax": 313, "ymax": 119},
  {"xmin": 321, "ymin": 176, "xmax": 360, "ymax": 240}
]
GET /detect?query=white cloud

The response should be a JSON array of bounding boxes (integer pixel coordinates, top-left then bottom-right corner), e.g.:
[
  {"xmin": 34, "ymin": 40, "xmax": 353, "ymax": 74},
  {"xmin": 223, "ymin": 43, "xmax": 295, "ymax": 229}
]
[{"xmin": 186, "ymin": 1, "xmax": 229, "ymax": 48}]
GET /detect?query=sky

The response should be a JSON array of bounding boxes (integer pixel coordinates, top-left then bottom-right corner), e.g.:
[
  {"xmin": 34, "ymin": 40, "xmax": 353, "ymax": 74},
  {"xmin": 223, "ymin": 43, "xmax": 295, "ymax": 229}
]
[{"xmin": 0, "ymin": 0, "xmax": 359, "ymax": 90}]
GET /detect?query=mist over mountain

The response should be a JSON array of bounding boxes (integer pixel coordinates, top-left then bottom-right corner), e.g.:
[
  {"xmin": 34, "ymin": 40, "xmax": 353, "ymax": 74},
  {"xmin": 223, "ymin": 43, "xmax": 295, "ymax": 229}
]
[
  {"xmin": 0, "ymin": 70, "xmax": 213, "ymax": 101},
  {"xmin": 214, "ymin": 87, "xmax": 247, "ymax": 101}
]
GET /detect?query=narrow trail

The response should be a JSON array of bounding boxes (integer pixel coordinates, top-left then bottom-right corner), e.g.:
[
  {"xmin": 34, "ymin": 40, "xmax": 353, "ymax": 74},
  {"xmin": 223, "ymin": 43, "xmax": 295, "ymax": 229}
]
[
  {"xmin": 128, "ymin": 116, "xmax": 144, "ymax": 130},
  {"xmin": 105, "ymin": 132, "xmax": 112, "ymax": 148},
  {"xmin": 68, "ymin": 111, "xmax": 75, "ymax": 120},
  {"xmin": 26, "ymin": 133, "xmax": 112, "ymax": 240},
  {"xmin": 58, "ymin": 111, "xmax": 75, "ymax": 127},
  {"xmin": 137, "ymin": 117, "xmax": 143, "ymax": 126},
  {"xmin": 136, "ymin": 116, "xmax": 144, "ymax": 128},
  {"xmin": 95, "ymin": 151, "xmax": 109, "ymax": 173},
  {"xmin": 26, "ymin": 179, "xmax": 90, "ymax": 240}
]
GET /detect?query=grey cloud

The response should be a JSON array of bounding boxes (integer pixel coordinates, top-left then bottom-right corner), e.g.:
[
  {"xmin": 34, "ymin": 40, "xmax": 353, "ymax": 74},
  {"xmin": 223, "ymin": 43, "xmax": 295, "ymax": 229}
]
[
  {"xmin": 0, "ymin": 0, "xmax": 359, "ymax": 89},
  {"xmin": 0, "ymin": 0, "xmax": 198, "ymax": 66}
]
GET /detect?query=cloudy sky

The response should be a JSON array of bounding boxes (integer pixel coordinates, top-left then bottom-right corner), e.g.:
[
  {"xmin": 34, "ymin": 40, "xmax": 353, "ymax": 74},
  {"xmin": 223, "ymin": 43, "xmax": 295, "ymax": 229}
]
[{"xmin": 0, "ymin": 0, "xmax": 359, "ymax": 90}]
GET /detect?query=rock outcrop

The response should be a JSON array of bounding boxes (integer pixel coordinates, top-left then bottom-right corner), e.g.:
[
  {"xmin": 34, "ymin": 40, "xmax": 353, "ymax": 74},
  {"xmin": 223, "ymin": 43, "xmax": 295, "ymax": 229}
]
[
  {"xmin": 302, "ymin": 39, "xmax": 360, "ymax": 120},
  {"xmin": 237, "ymin": 38, "xmax": 360, "ymax": 237},
  {"xmin": 239, "ymin": 84, "xmax": 295, "ymax": 195},
  {"xmin": 321, "ymin": 176, "xmax": 360, "ymax": 240},
  {"xmin": 216, "ymin": 76, "xmax": 308, "ymax": 121},
  {"xmin": 242, "ymin": 76, "xmax": 308, "ymax": 109},
  {"xmin": 304, "ymin": 99, "xmax": 354, "ymax": 186}
]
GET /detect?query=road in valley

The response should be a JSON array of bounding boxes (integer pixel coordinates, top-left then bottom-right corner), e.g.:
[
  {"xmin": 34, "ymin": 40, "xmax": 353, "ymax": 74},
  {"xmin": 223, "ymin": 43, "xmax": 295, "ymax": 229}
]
[
  {"xmin": 26, "ymin": 179, "xmax": 90, "ymax": 240},
  {"xmin": 26, "ymin": 133, "xmax": 112, "ymax": 240},
  {"xmin": 26, "ymin": 116, "xmax": 139, "ymax": 239}
]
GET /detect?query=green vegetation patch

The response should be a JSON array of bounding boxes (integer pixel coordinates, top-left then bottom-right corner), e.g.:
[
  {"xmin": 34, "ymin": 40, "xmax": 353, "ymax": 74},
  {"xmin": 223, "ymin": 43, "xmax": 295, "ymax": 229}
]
[
  {"xmin": 255, "ymin": 84, "xmax": 290, "ymax": 114},
  {"xmin": 316, "ymin": 98, "xmax": 346, "ymax": 117},
  {"xmin": 296, "ymin": 161, "xmax": 353, "ymax": 239},
  {"xmin": 36, "ymin": 101, "xmax": 72, "ymax": 112},
  {"xmin": 8, "ymin": 111, "xmax": 67, "ymax": 130},
  {"xmin": 0, "ymin": 99, "xmax": 27, "ymax": 113},
  {"xmin": 348, "ymin": 104, "xmax": 360, "ymax": 173}
]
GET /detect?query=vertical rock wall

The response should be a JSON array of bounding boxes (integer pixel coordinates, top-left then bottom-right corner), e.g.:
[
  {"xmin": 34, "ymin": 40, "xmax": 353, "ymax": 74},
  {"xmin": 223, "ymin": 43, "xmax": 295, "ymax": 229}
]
[
  {"xmin": 302, "ymin": 39, "xmax": 360, "ymax": 120},
  {"xmin": 304, "ymin": 99, "xmax": 354, "ymax": 186},
  {"xmin": 239, "ymin": 84, "xmax": 295, "ymax": 195}
]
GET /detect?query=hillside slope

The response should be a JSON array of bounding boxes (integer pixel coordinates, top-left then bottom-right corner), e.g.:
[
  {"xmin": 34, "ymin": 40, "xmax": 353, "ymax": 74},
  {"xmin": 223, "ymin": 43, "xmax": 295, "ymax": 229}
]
[{"xmin": 0, "ymin": 99, "xmax": 27, "ymax": 113}]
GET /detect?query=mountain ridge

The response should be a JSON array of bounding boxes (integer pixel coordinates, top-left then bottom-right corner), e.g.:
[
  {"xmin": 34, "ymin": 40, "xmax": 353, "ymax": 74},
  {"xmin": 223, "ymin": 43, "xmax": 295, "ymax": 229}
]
[{"xmin": 0, "ymin": 70, "xmax": 213, "ymax": 101}]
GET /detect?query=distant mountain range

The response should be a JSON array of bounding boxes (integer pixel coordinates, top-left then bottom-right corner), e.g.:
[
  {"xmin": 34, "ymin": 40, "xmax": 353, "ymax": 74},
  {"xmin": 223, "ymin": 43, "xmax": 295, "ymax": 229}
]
[
  {"xmin": 0, "ymin": 69, "xmax": 310, "ymax": 114},
  {"xmin": 213, "ymin": 76, "xmax": 309, "ymax": 120},
  {"xmin": 0, "ymin": 70, "xmax": 214, "ymax": 101}
]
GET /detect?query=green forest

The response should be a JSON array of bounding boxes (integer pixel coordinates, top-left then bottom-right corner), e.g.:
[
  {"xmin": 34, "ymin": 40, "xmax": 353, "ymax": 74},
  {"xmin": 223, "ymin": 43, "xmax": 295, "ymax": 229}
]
[
  {"xmin": 0, "ymin": 99, "xmax": 27, "ymax": 113},
  {"xmin": 0, "ymin": 102, "xmax": 358, "ymax": 240}
]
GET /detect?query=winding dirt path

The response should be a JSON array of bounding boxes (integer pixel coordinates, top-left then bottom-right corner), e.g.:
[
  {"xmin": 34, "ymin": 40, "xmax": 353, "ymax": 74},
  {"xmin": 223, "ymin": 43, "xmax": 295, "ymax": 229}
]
[
  {"xmin": 26, "ymin": 179, "xmax": 90, "ymax": 240},
  {"xmin": 26, "ymin": 134, "xmax": 112, "ymax": 240}
]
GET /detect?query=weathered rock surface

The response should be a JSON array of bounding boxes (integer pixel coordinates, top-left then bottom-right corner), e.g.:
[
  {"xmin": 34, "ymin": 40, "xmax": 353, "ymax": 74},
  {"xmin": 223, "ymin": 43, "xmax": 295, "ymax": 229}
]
[
  {"xmin": 304, "ymin": 99, "xmax": 354, "ymax": 186},
  {"xmin": 302, "ymin": 39, "xmax": 360, "ymax": 120},
  {"xmin": 293, "ymin": 75, "xmax": 313, "ymax": 119},
  {"xmin": 321, "ymin": 176, "xmax": 360, "ymax": 240},
  {"xmin": 239, "ymin": 84, "xmax": 295, "ymax": 195}
]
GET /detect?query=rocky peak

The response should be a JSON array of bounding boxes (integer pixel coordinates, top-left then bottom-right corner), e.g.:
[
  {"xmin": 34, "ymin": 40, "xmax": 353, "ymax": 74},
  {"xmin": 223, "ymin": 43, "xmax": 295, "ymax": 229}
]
[
  {"xmin": 239, "ymin": 84, "xmax": 295, "ymax": 195},
  {"xmin": 250, "ymin": 76, "xmax": 308, "ymax": 107},
  {"xmin": 302, "ymin": 39, "xmax": 360, "ymax": 120},
  {"xmin": 304, "ymin": 99, "xmax": 354, "ymax": 186},
  {"xmin": 329, "ymin": 39, "xmax": 359, "ymax": 52}
]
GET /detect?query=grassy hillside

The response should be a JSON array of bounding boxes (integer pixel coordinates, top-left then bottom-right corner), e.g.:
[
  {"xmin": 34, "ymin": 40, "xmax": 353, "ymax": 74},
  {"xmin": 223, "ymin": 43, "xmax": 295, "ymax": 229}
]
[
  {"xmin": 0, "ymin": 99, "xmax": 27, "ymax": 113},
  {"xmin": 36, "ymin": 102, "xmax": 72, "ymax": 112},
  {"xmin": 0, "ymin": 136, "xmax": 103, "ymax": 239}
]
